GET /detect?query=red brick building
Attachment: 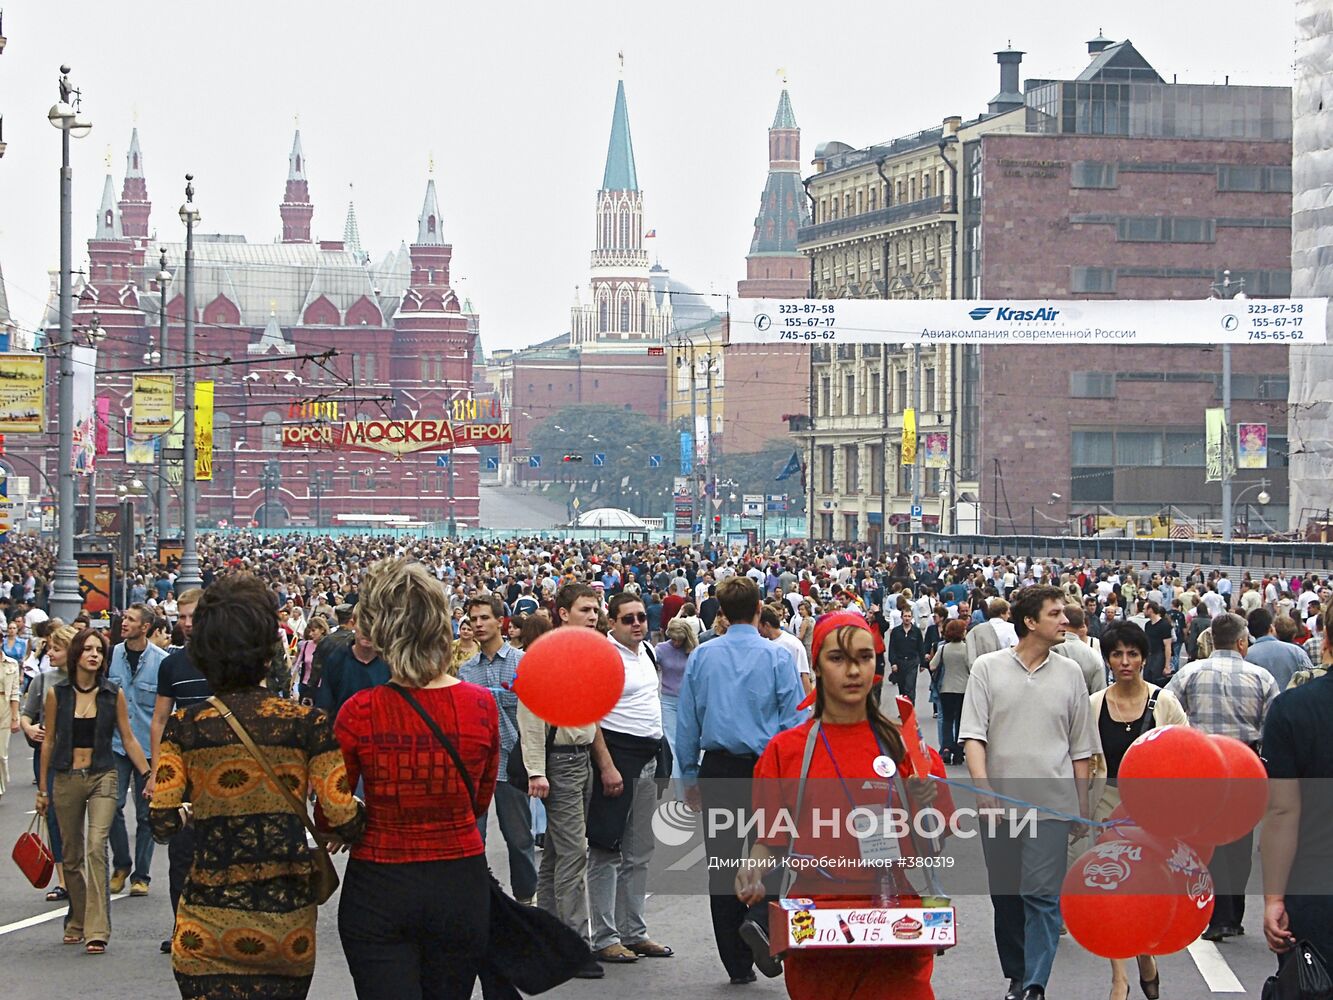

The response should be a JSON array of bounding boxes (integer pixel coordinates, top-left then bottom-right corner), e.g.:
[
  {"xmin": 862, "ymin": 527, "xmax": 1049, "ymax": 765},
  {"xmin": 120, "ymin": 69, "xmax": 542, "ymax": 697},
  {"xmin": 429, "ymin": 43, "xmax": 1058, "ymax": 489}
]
[
  {"xmin": 28, "ymin": 129, "xmax": 482, "ymax": 529},
  {"xmin": 960, "ymin": 40, "xmax": 1293, "ymax": 534}
]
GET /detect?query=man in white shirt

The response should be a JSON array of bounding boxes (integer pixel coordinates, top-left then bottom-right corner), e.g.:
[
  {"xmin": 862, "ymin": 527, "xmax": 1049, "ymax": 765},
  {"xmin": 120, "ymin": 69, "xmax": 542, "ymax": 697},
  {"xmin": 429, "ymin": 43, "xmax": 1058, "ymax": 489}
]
[
  {"xmin": 586, "ymin": 593, "xmax": 671, "ymax": 963},
  {"xmin": 758, "ymin": 605, "xmax": 811, "ymax": 694},
  {"xmin": 1201, "ymin": 585, "xmax": 1226, "ymax": 620}
]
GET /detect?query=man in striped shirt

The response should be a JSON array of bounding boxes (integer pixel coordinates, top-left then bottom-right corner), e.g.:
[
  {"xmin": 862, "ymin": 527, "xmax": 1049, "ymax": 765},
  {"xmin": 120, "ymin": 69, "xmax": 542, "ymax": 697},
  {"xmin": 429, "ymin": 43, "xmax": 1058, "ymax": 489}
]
[{"xmin": 1166, "ymin": 612, "xmax": 1279, "ymax": 941}]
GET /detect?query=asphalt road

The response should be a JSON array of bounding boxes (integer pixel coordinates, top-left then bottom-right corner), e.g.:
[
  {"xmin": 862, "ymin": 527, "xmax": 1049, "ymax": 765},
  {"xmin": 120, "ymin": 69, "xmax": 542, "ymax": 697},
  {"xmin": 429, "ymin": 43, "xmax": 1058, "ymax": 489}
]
[
  {"xmin": 477, "ymin": 483, "xmax": 568, "ymax": 531},
  {"xmin": 0, "ymin": 693, "xmax": 1284, "ymax": 999}
]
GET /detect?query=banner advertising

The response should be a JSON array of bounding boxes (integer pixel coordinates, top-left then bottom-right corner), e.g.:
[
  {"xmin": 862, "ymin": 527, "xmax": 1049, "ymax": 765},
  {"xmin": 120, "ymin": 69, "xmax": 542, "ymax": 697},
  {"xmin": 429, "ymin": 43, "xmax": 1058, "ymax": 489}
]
[
  {"xmin": 75, "ymin": 551, "xmax": 115, "ymax": 615},
  {"xmin": 281, "ymin": 420, "xmax": 513, "ymax": 456},
  {"xmin": 0, "ymin": 354, "xmax": 46, "ymax": 433},
  {"xmin": 124, "ymin": 416, "xmax": 157, "ymax": 465},
  {"xmin": 95, "ymin": 397, "xmax": 111, "ymax": 456},
  {"xmin": 157, "ymin": 539, "xmax": 184, "ymax": 568},
  {"xmin": 679, "ymin": 431, "xmax": 693, "ymax": 476},
  {"xmin": 694, "ymin": 414, "xmax": 710, "ymax": 466},
  {"xmin": 132, "ymin": 374, "xmax": 176, "ymax": 435},
  {"xmin": 730, "ymin": 298, "xmax": 1329, "ymax": 346},
  {"xmin": 72, "ymin": 346, "xmax": 97, "ymax": 474},
  {"xmin": 901, "ymin": 408, "xmax": 917, "ymax": 466},
  {"xmin": 194, "ymin": 381, "xmax": 214, "ymax": 481},
  {"xmin": 924, "ymin": 431, "xmax": 949, "ymax": 469},
  {"xmin": 1205, "ymin": 408, "xmax": 1236, "ymax": 482},
  {"xmin": 1237, "ymin": 422, "xmax": 1268, "ymax": 469}
]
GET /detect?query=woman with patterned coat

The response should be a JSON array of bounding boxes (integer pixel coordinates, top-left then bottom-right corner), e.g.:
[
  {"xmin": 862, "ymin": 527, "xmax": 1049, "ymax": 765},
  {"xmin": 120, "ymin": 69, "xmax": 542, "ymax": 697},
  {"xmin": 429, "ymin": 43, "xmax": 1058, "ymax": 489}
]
[{"xmin": 151, "ymin": 573, "xmax": 364, "ymax": 1000}]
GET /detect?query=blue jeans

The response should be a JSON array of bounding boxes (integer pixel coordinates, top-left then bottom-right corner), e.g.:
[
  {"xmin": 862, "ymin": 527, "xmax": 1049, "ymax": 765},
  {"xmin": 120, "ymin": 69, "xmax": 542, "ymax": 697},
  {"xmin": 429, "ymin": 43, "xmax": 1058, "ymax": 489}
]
[
  {"xmin": 477, "ymin": 777, "xmax": 537, "ymax": 901},
  {"xmin": 659, "ymin": 693, "xmax": 682, "ymax": 799},
  {"xmin": 109, "ymin": 753, "xmax": 154, "ymax": 883},
  {"xmin": 982, "ymin": 818, "xmax": 1069, "ymax": 991}
]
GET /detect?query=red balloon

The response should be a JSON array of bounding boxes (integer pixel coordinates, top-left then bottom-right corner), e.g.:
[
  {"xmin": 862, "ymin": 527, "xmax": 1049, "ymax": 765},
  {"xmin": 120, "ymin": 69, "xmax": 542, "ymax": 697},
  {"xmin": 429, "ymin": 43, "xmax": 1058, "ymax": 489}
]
[
  {"xmin": 512, "ymin": 627, "xmax": 625, "ymax": 727},
  {"xmin": 1151, "ymin": 842, "xmax": 1216, "ymax": 954},
  {"xmin": 1194, "ymin": 735, "xmax": 1268, "ymax": 847},
  {"xmin": 1095, "ymin": 824, "xmax": 1215, "ymax": 865},
  {"xmin": 1119, "ymin": 725, "xmax": 1227, "ymax": 841},
  {"xmin": 1062, "ymin": 840, "xmax": 1179, "ymax": 959}
]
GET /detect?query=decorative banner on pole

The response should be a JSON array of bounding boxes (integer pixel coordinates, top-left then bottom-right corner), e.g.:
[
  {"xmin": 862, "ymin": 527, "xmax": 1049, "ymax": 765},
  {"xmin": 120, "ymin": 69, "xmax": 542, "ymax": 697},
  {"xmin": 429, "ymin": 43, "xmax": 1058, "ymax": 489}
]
[
  {"xmin": 71, "ymin": 345, "xmax": 97, "ymax": 475},
  {"xmin": 132, "ymin": 374, "xmax": 176, "ymax": 435},
  {"xmin": 194, "ymin": 380, "xmax": 214, "ymax": 482},
  {"xmin": 1204, "ymin": 408, "xmax": 1235, "ymax": 482},
  {"xmin": 94, "ymin": 397, "xmax": 111, "ymax": 457},
  {"xmin": 924, "ymin": 431, "xmax": 949, "ymax": 469},
  {"xmin": 901, "ymin": 408, "xmax": 917, "ymax": 466},
  {"xmin": 124, "ymin": 416, "xmax": 157, "ymax": 465},
  {"xmin": 679, "ymin": 430, "xmax": 693, "ymax": 476},
  {"xmin": 0, "ymin": 354, "xmax": 47, "ymax": 433},
  {"xmin": 1237, "ymin": 422, "xmax": 1268, "ymax": 469},
  {"xmin": 730, "ymin": 298, "xmax": 1330, "ymax": 345}
]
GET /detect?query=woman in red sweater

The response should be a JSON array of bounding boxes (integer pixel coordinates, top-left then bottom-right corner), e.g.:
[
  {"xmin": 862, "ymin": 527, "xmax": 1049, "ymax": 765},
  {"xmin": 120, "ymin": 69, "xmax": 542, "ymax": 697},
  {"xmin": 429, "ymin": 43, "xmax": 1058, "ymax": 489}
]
[
  {"xmin": 333, "ymin": 558, "xmax": 499, "ymax": 999},
  {"xmin": 736, "ymin": 611, "xmax": 952, "ymax": 1000}
]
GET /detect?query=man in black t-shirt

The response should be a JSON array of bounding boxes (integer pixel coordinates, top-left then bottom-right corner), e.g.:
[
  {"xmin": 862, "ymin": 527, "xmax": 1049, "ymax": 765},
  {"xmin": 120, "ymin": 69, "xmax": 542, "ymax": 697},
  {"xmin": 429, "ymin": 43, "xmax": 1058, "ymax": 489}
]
[
  {"xmin": 1143, "ymin": 602, "xmax": 1175, "ymax": 685},
  {"xmin": 147, "ymin": 589, "xmax": 208, "ymax": 955},
  {"xmin": 302, "ymin": 604, "xmax": 354, "ymax": 705}
]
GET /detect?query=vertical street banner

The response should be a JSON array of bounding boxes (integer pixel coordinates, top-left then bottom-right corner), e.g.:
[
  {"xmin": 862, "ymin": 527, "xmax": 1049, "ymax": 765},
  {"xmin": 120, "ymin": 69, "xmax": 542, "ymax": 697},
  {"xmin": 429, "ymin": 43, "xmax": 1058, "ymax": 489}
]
[
  {"xmin": 95, "ymin": 397, "xmax": 112, "ymax": 457},
  {"xmin": 679, "ymin": 431, "xmax": 693, "ymax": 476},
  {"xmin": 694, "ymin": 414, "xmax": 710, "ymax": 466},
  {"xmin": 131, "ymin": 374, "xmax": 176, "ymax": 436},
  {"xmin": 1237, "ymin": 423, "xmax": 1268, "ymax": 469},
  {"xmin": 1204, "ymin": 408, "xmax": 1235, "ymax": 482},
  {"xmin": 924, "ymin": 431, "xmax": 949, "ymax": 469},
  {"xmin": 75, "ymin": 551, "xmax": 115, "ymax": 615},
  {"xmin": 194, "ymin": 380, "xmax": 214, "ymax": 481},
  {"xmin": 124, "ymin": 416, "xmax": 157, "ymax": 465},
  {"xmin": 0, "ymin": 354, "xmax": 46, "ymax": 433},
  {"xmin": 901, "ymin": 408, "xmax": 917, "ymax": 465},
  {"xmin": 71, "ymin": 346, "xmax": 97, "ymax": 474}
]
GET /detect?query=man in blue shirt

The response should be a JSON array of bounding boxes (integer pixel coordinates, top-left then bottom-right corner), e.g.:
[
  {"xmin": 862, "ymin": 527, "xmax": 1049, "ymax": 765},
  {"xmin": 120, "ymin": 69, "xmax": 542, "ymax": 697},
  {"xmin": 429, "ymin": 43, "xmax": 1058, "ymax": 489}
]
[
  {"xmin": 1246, "ymin": 608, "xmax": 1314, "ymax": 690},
  {"xmin": 459, "ymin": 594, "xmax": 536, "ymax": 904},
  {"xmin": 677, "ymin": 575, "xmax": 802, "ymax": 985},
  {"xmin": 107, "ymin": 603, "xmax": 168, "ymax": 896}
]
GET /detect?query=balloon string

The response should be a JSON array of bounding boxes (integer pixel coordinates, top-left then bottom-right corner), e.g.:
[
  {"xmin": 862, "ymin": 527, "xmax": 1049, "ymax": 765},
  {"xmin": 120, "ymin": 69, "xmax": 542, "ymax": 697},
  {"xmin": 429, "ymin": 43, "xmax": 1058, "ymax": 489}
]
[{"xmin": 926, "ymin": 774, "xmax": 1131, "ymax": 830}]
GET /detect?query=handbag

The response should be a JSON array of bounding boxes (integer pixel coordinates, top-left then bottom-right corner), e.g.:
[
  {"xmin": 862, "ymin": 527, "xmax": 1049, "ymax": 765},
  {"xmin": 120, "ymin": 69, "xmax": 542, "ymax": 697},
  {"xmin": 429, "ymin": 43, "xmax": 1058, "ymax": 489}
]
[
  {"xmin": 388, "ymin": 683, "xmax": 591, "ymax": 994},
  {"xmin": 1262, "ymin": 941, "xmax": 1333, "ymax": 1000},
  {"xmin": 13, "ymin": 812, "xmax": 56, "ymax": 889},
  {"xmin": 207, "ymin": 696, "xmax": 340, "ymax": 905}
]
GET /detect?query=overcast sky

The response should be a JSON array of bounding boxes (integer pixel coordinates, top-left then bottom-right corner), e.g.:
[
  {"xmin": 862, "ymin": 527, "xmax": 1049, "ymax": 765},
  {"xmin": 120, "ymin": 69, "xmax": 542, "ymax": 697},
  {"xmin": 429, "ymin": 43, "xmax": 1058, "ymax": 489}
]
[{"xmin": 2, "ymin": 0, "xmax": 1295, "ymax": 353}]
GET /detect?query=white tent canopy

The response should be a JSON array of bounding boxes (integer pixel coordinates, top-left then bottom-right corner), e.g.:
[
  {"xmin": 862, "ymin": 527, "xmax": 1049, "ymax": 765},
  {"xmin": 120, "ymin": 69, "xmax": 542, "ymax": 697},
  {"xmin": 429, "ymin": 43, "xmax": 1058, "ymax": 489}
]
[{"xmin": 575, "ymin": 507, "xmax": 647, "ymax": 529}]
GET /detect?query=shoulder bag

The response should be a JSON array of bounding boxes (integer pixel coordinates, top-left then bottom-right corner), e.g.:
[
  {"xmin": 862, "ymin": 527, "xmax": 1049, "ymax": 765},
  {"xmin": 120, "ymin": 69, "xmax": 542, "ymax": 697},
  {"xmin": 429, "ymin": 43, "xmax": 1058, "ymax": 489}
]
[
  {"xmin": 1262, "ymin": 940, "xmax": 1333, "ymax": 1000},
  {"xmin": 207, "ymin": 696, "xmax": 339, "ymax": 905},
  {"xmin": 12, "ymin": 812, "xmax": 55, "ymax": 889},
  {"xmin": 388, "ymin": 683, "xmax": 590, "ymax": 995}
]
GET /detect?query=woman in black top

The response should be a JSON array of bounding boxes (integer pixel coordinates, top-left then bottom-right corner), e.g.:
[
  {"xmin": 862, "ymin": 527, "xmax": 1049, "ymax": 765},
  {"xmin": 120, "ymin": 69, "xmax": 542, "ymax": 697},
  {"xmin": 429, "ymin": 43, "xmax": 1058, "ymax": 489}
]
[{"xmin": 37, "ymin": 628, "xmax": 150, "ymax": 953}]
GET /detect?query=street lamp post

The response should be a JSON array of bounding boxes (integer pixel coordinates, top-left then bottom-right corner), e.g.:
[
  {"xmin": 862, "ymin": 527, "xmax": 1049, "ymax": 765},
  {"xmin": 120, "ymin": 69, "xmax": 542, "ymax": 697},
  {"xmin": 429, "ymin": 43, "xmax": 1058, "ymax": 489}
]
[
  {"xmin": 48, "ymin": 65, "xmax": 92, "ymax": 622},
  {"xmin": 174, "ymin": 176, "xmax": 203, "ymax": 592}
]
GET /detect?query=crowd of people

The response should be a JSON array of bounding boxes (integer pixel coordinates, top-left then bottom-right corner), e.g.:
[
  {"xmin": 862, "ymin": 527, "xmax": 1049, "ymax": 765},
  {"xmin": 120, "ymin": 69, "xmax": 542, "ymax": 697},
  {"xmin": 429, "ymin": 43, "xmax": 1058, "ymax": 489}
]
[{"xmin": 1, "ymin": 531, "xmax": 1330, "ymax": 1000}]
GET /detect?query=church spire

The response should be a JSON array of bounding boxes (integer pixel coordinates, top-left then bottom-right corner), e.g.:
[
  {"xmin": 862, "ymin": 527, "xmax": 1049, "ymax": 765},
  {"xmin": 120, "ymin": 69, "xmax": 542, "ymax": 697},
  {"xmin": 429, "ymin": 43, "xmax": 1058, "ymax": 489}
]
[
  {"xmin": 343, "ymin": 183, "xmax": 365, "ymax": 262},
  {"xmin": 119, "ymin": 127, "xmax": 151, "ymax": 239},
  {"xmin": 601, "ymin": 80, "xmax": 639, "ymax": 193},
  {"xmin": 416, "ymin": 175, "xmax": 445, "ymax": 246},
  {"xmin": 95, "ymin": 172, "xmax": 123, "ymax": 240},
  {"xmin": 280, "ymin": 127, "xmax": 313, "ymax": 243},
  {"xmin": 738, "ymin": 87, "xmax": 811, "ymax": 298}
]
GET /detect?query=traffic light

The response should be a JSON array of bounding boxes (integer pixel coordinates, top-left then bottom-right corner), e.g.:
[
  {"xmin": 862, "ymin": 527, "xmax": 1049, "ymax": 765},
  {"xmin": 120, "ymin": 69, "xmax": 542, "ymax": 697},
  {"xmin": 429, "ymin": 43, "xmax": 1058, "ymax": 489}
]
[
  {"xmin": 561, "ymin": 454, "xmax": 584, "ymax": 463},
  {"xmin": 713, "ymin": 515, "xmax": 722, "ymax": 530}
]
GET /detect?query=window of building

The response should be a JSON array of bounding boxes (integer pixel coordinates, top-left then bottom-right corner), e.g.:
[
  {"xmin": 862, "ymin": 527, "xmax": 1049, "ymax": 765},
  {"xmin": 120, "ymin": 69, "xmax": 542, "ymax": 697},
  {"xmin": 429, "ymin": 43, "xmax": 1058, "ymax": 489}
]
[
  {"xmin": 820, "ymin": 375, "xmax": 831, "ymax": 416},
  {"xmin": 843, "ymin": 445, "xmax": 859, "ymax": 494},
  {"xmin": 868, "ymin": 188, "xmax": 878, "ymax": 211},
  {"xmin": 1116, "ymin": 216, "xmax": 1215, "ymax": 243},
  {"xmin": 214, "ymin": 412, "xmax": 232, "ymax": 453},
  {"xmin": 898, "ymin": 458, "xmax": 912, "ymax": 495},
  {"xmin": 870, "ymin": 443, "xmax": 884, "ymax": 495},
  {"xmin": 1071, "ymin": 267, "xmax": 1117, "ymax": 293},
  {"xmin": 619, "ymin": 297, "xmax": 631, "ymax": 332},
  {"xmin": 856, "ymin": 190, "xmax": 864, "ymax": 214},
  {"xmin": 1217, "ymin": 165, "xmax": 1291, "ymax": 192},
  {"xmin": 1071, "ymin": 372, "xmax": 1116, "ymax": 398},
  {"xmin": 844, "ymin": 513, "xmax": 859, "ymax": 542},
  {"xmin": 262, "ymin": 411, "xmax": 282, "ymax": 451},
  {"xmin": 1116, "ymin": 431, "xmax": 1164, "ymax": 466},
  {"xmin": 1071, "ymin": 430, "xmax": 1114, "ymax": 466},
  {"xmin": 1217, "ymin": 374, "xmax": 1289, "ymax": 400},
  {"xmin": 1071, "ymin": 467, "xmax": 1114, "ymax": 502},
  {"xmin": 1164, "ymin": 431, "xmax": 1206, "ymax": 466},
  {"xmin": 364, "ymin": 354, "xmax": 377, "ymax": 384},
  {"xmin": 924, "ymin": 367, "xmax": 936, "ymax": 412},
  {"xmin": 819, "ymin": 445, "xmax": 835, "ymax": 493},
  {"xmin": 1071, "ymin": 161, "xmax": 1118, "ymax": 188},
  {"xmin": 844, "ymin": 373, "xmax": 855, "ymax": 416},
  {"xmin": 869, "ymin": 371, "xmax": 880, "ymax": 414},
  {"xmin": 599, "ymin": 300, "xmax": 609, "ymax": 330},
  {"xmin": 897, "ymin": 369, "xmax": 908, "ymax": 412}
]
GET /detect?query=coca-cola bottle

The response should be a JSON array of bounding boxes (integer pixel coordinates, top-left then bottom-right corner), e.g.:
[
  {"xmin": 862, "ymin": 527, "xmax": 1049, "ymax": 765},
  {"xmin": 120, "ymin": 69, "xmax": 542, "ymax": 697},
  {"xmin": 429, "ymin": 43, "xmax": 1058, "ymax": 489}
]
[{"xmin": 837, "ymin": 916, "xmax": 855, "ymax": 943}]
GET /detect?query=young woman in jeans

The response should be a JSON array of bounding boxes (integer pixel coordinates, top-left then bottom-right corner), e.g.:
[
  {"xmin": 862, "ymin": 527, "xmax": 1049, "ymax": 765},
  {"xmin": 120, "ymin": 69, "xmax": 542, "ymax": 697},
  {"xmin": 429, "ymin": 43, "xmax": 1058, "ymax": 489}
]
[
  {"xmin": 20, "ymin": 623, "xmax": 78, "ymax": 902},
  {"xmin": 334, "ymin": 558, "xmax": 499, "ymax": 999},
  {"xmin": 37, "ymin": 628, "xmax": 151, "ymax": 953}
]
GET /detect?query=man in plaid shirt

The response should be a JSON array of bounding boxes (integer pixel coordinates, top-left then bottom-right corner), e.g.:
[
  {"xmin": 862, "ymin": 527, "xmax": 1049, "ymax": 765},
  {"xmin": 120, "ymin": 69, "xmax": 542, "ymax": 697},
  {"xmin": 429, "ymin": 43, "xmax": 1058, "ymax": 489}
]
[{"xmin": 1166, "ymin": 612, "xmax": 1279, "ymax": 941}]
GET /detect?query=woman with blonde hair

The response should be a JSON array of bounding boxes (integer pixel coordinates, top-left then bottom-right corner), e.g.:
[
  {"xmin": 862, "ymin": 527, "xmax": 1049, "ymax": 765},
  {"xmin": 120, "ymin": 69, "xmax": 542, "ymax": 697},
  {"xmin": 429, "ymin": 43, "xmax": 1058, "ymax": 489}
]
[
  {"xmin": 655, "ymin": 618, "xmax": 697, "ymax": 796},
  {"xmin": 448, "ymin": 616, "xmax": 481, "ymax": 677},
  {"xmin": 334, "ymin": 558, "xmax": 499, "ymax": 999}
]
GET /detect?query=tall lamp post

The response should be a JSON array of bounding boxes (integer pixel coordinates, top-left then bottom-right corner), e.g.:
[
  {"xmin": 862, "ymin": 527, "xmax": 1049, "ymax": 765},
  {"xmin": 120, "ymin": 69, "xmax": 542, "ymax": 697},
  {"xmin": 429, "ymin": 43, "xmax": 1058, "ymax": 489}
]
[
  {"xmin": 174, "ymin": 176, "xmax": 203, "ymax": 592},
  {"xmin": 151, "ymin": 248, "xmax": 170, "ymax": 540},
  {"xmin": 1211, "ymin": 270, "xmax": 1245, "ymax": 542},
  {"xmin": 47, "ymin": 65, "xmax": 92, "ymax": 622}
]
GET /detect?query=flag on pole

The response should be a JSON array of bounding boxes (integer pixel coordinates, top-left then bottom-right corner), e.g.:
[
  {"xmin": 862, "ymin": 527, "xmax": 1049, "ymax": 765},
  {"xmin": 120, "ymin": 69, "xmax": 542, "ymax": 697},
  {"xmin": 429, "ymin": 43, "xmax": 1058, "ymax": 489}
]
[
  {"xmin": 644, "ymin": 229, "xmax": 657, "ymax": 239},
  {"xmin": 775, "ymin": 449, "xmax": 802, "ymax": 481}
]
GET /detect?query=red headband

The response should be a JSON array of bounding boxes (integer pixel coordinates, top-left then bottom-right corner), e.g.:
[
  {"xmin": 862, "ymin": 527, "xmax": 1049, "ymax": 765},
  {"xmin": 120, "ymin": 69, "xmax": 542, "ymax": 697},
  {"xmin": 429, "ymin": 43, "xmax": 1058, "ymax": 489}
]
[{"xmin": 799, "ymin": 611, "xmax": 873, "ymax": 710}]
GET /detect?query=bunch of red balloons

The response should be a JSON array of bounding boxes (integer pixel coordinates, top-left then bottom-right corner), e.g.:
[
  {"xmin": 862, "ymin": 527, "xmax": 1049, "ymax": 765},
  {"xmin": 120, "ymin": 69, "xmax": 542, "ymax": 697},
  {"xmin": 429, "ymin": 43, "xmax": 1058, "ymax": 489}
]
[
  {"xmin": 1061, "ymin": 725, "xmax": 1268, "ymax": 959},
  {"xmin": 511, "ymin": 626, "xmax": 626, "ymax": 727}
]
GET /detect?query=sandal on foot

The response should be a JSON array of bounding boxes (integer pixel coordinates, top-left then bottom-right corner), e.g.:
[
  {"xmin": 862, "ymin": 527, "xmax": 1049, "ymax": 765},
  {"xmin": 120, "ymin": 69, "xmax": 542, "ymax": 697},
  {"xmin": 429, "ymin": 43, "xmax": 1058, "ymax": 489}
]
[
  {"xmin": 85, "ymin": 941, "xmax": 107, "ymax": 955},
  {"xmin": 46, "ymin": 886, "xmax": 69, "ymax": 902},
  {"xmin": 627, "ymin": 939, "xmax": 675, "ymax": 958},
  {"xmin": 596, "ymin": 944, "xmax": 639, "ymax": 963},
  {"xmin": 63, "ymin": 933, "xmax": 84, "ymax": 945}
]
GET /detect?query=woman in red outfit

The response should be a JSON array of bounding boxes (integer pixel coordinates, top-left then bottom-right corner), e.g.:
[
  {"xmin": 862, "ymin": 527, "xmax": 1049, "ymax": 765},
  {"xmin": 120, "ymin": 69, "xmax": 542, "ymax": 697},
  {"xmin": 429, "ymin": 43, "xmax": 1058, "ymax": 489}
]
[
  {"xmin": 333, "ymin": 558, "xmax": 500, "ymax": 1000},
  {"xmin": 737, "ymin": 611, "xmax": 952, "ymax": 1000}
]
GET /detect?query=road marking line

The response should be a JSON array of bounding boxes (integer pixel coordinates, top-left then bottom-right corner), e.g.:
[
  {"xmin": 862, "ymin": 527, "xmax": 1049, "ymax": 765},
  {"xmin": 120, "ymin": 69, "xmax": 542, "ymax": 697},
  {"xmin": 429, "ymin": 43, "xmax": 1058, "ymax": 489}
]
[
  {"xmin": 1187, "ymin": 939, "xmax": 1247, "ymax": 993},
  {"xmin": 0, "ymin": 893, "xmax": 129, "ymax": 937}
]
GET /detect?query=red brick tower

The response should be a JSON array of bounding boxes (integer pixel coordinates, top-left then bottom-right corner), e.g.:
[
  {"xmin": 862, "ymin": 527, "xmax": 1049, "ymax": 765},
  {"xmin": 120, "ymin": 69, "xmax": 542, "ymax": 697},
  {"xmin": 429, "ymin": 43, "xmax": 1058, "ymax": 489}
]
[
  {"xmin": 279, "ymin": 129, "xmax": 313, "ymax": 243},
  {"xmin": 118, "ymin": 128, "xmax": 151, "ymax": 246},
  {"xmin": 738, "ymin": 89, "xmax": 811, "ymax": 297}
]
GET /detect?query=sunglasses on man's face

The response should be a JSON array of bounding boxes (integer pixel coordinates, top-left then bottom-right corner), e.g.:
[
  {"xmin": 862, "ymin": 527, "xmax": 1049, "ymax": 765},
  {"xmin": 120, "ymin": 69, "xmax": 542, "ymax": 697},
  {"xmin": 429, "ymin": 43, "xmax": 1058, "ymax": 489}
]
[{"xmin": 618, "ymin": 612, "xmax": 649, "ymax": 625}]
